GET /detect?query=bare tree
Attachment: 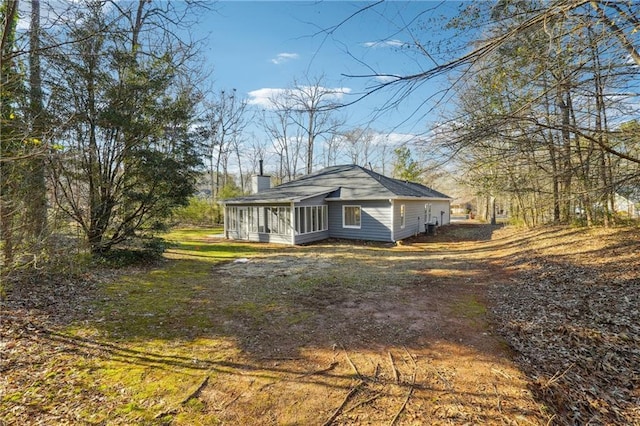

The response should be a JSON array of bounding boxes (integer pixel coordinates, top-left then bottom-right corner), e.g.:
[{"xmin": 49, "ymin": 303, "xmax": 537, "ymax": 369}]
[
  {"xmin": 261, "ymin": 90, "xmax": 304, "ymax": 181},
  {"xmin": 322, "ymin": 130, "xmax": 343, "ymax": 167},
  {"xmin": 436, "ymin": 1, "xmax": 640, "ymax": 226},
  {"xmin": 342, "ymin": 127, "xmax": 375, "ymax": 167},
  {"xmin": 243, "ymin": 133, "xmax": 270, "ymax": 189},
  {"xmin": 287, "ymin": 76, "xmax": 345, "ymax": 174},
  {"xmin": 201, "ymin": 89, "xmax": 248, "ymax": 200}
]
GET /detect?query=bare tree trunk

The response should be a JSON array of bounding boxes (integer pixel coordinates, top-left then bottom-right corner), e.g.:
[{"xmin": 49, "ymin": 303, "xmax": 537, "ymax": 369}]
[
  {"xmin": 590, "ymin": 25, "xmax": 615, "ymax": 227},
  {"xmin": 208, "ymin": 148, "xmax": 216, "ymax": 202},
  {"xmin": 215, "ymin": 142, "xmax": 224, "ymax": 199},
  {"xmin": 542, "ymin": 75, "xmax": 561, "ymax": 223},
  {"xmin": 559, "ymin": 85, "xmax": 573, "ymax": 223},
  {"xmin": 0, "ymin": 0, "xmax": 18, "ymax": 54},
  {"xmin": 233, "ymin": 137, "xmax": 244, "ymax": 193},
  {"xmin": 27, "ymin": 0, "xmax": 47, "ymax": 239},
  {"xmin": 490, "ymin": 196, "xmax": 496, "ymax": 225},
  {"xmin": 607, "ymin": 153, "xmax": 616, "ymax": 224},
  {"xmin": 1, "ymin": 200, "xmax": 15, "ymax": 264},
  {"xmin": 549, "ymin": 136, "xmax": 561, "ymax": 223},
  {"xmin": 132, "ymin": 0, "xmax": 145, "ymax": 49},
  {"xmin": 306, "ymin": 110, "xmax": 314, "ymax": 174}
]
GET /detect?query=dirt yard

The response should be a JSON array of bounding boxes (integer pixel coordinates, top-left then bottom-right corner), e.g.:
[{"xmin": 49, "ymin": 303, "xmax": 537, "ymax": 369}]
[
  {"xmin": 193, "ymin": 226, "xmax": 544, "ymax": 425},
  {"xmin": 1, "ymin": 223, "xmax": 638, "ymax": 425}
]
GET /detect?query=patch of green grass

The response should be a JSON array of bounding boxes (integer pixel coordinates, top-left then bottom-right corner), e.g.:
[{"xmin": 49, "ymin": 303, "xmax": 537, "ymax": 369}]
[
  {"xmin": 35, "ymin": 232, "xmax": 415, "ymax": 425},
  {"xmin": 168, "ymin": 242, "xmax": 259, "ymax": 260},
  {"xmin": 452, "ymin": 295, "xmax": 487, "ymax": 319},
  {"xmin": 161, "ymin": 227, "xmax": 267, "ymax": 261},
  {"xmin": 46, "ymin": 234, "xmax": 266, "ymax": 423},
  {"xmin": 287, "ymin": 310, "xmax": 314, "ymax": 325},
  {"xmin": 97, "ymin": 260, "xmax": 214, "ymax": 340},
  {"xmin": 62, "ymin": 336, "xmax": 238, "ymax": 424},
  {"xmin": 117, "ymin": 401, "xmax": 145, "ymax": 415},
  {"xmin": 291, "ymin": 277, "xmax": 323, "ymax": 293},
  {"xmin": 95, "ymin": 233, "xmax": 274, "ymax": 340},
  {"xmin": 162, "ymin": 227, "xmax": 224, "ymax": 242},
  {"xmin": 223, "ymin": 301, "xmax": 285, "ymax": 326},
  {"xmin": 3, "ymin": 392, "xmax": 22, "ymax": 403}
]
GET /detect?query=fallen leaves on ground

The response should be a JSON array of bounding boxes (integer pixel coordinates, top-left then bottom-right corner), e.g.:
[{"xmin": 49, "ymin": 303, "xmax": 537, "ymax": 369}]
[
  {"xmin": 2, "ymin": 224, "xmax": 639, "ymax": 425},
  {"xmin": 488, "ymin": 226, "xmax": 640, "ymax": 425}
]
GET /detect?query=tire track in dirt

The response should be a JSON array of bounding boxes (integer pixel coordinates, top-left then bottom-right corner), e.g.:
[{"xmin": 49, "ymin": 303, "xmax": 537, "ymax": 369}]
[{"xmin": 196, "ymin": 223, "xmax": 548, "ymax": 424}]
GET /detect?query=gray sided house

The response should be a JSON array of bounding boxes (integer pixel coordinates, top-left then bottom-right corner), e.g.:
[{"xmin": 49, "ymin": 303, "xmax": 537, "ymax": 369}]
[{"xmin": 221, "ymin": 164, "xmax": 452, "ymax": 245}]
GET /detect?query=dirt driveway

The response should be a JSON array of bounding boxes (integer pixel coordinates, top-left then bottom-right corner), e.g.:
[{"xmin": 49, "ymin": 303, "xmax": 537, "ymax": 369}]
[{"xmin": 191, "ymin": 224, "xmax": 547, "ymax": 424}]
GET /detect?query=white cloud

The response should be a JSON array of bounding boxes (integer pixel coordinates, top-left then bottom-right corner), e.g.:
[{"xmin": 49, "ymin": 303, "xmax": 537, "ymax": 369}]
[
  {"xmin": 271, "ymin": 52, "xmax": 300, "ymax": 65},
  {"xmin": 247, "ymin": 88, "xmax": 289, "ymax": 108},
  {"xmin": 371, "ymin": 132, "xmax": 417, "ymax": 146},
  {"xmin": 248, "ymin": 86, "xmax": 352, "ymax": 109},
  {"xmin": 374, "ymin": 75, "xmax": 400, "ymax": 83},
  {"xmin": 362, "ymin": 39, "xmax": 405, "ymax": 49}
]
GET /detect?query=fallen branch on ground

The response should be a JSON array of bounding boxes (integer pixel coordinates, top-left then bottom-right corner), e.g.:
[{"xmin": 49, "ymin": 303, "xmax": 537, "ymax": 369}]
[
  {"xmin": 297, "ymin": 361, "xmax": 339, "ymax": 378},
  {"xmin": 344, "ymin": 392, "xmax": 383, "ymax": 414},
  {"xmin": 180, "ymin": 375, "xmax": 210, "ymax": 404},
  {"xmin": 342, "ymin": 346, "xmax": 362, "ymax": 379},
  {"xmin": 322, "ymin": 380, "xmax": 365, "ymax": 426},
  {"xmin": 434, "ymin": 368, "xmax": 464, "ymax": 407},
  {"xmin": 493, "ymin": 383, "xmax": 502, "ymax": 414},
  {"xmin": 388, "ymin": 351, "xmax": 399, "ymax": 383},
  {"xmin": 403, "ymin": 345, "xmax": 417, "ymax": 368},
  {"xmin": 541, "ymin": 363, "xmax": 575, "ymax": 389},
  {"xmin": 389, "ymin": 371, "xmax": 416, "ymax": 426},
  {"xmin": 155, "ymin": 374, "xmax": 210, "ymax": 419}
]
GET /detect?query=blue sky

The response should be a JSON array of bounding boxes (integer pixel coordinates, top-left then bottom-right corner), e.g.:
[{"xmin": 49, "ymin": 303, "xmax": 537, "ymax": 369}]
[
  {"xmin": 14, "ymin": 0, "xmax": 471, "ymax": 166},
  {"xmin": 195, "ymin": 1, "xmax": 468, "ymax": 140}
]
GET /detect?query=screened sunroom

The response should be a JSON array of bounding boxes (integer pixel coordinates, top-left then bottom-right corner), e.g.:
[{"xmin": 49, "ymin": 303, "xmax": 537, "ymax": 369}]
[{"xmin": 224, "ymin": 202, "xmax": 329, "ymax": 245}]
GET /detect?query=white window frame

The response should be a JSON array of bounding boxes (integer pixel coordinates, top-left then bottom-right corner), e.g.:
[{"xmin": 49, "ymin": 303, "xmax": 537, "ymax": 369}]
[
  {"xmin": 294, "ymin": 205, "xmax": 328, "ymax": 235},
  {"xmin": 227, "ymin": 207, "xmax": 238, "ymax": 231},
  {"xmin": 343, "ymin": 205, "xmax": 362, "ymax": 229},
  {"xmin": 247, "ymin": 206, "xmax": 292, "ymax": 235},
  {"xmin": 400, "ymin": 204, "xmax": 406, "ymax": 229},
  {"xmin": 425, "ymin": 203, "xmax": 432, "ymax": 224}
]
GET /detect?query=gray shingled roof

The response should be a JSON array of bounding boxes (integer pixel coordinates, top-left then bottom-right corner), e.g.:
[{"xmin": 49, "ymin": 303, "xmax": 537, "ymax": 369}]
[{"xmin": 222, "ymin": 164, "xmax": 451, "ymax": 204}]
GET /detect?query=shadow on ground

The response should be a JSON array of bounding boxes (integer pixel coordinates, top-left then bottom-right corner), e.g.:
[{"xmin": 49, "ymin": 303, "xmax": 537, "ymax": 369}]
[{"xmin": 2, "ymin": 223, "xmax": 551, "ymax": 425}]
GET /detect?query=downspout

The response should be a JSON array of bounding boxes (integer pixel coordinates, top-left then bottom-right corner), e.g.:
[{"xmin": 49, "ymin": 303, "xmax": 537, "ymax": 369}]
[
  {"xmin": 290, "ymin": 201, "xmax": 295, "ymax": 245},
  {"xmin": 389, "ymin": 199, "xmax": 395, "ymax": 242}
]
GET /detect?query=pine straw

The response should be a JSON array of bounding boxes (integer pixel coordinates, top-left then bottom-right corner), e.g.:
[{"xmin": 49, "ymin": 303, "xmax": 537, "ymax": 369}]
[{"xmin": 489, "ymin": 226, "xmax": 640, "ymax": 425}]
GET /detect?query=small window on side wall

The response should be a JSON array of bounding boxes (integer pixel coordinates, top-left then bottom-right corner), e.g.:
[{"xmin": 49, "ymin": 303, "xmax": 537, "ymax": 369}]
[
  {"xmin": 343, "ymin": 205, "xmax": 361, "ymax": 228},
  {"xmin": 400, "ymin": 204, "xmax": 406, "ymax": 228}
]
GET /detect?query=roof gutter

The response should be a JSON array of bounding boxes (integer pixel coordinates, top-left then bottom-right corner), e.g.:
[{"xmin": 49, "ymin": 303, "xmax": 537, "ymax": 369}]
[
  {"xmin": 222, "ymin": 198, "xmax": 295, "ymax": 205},
  {"xmin": 325, "ymin": 196, "xmax": 451, "ymax": 202}
]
